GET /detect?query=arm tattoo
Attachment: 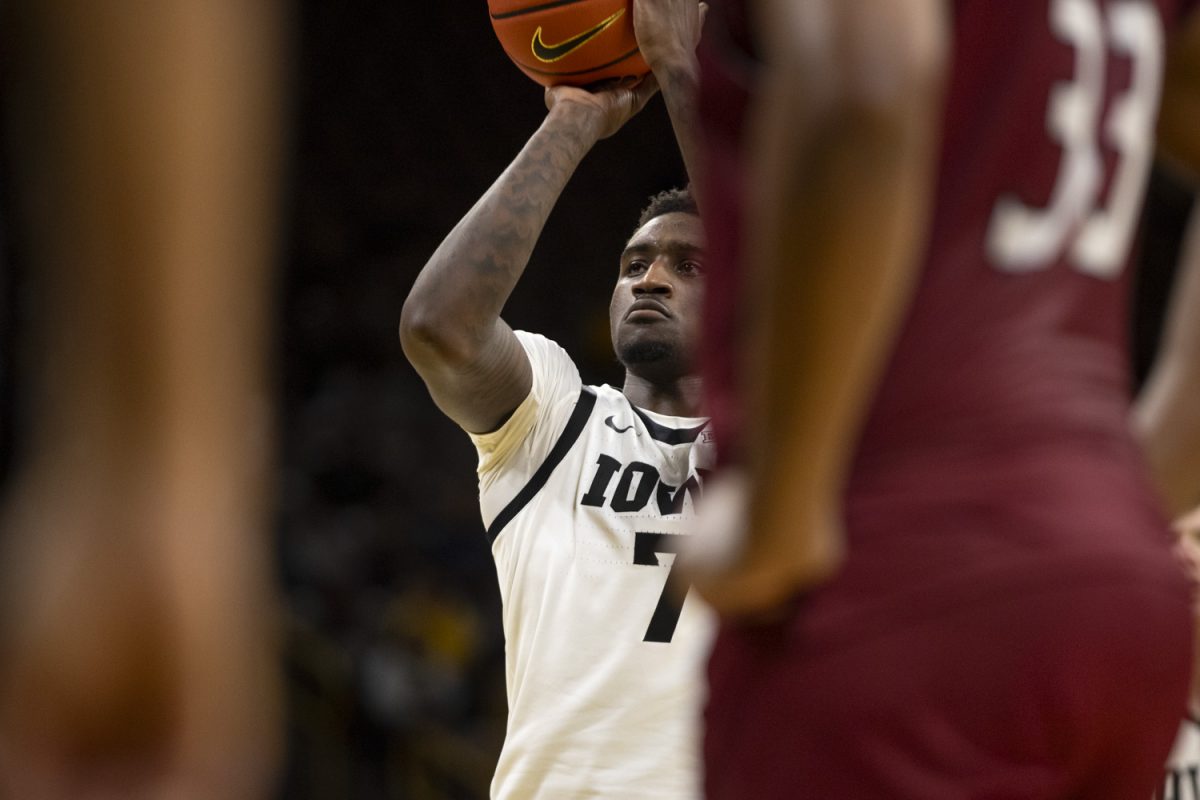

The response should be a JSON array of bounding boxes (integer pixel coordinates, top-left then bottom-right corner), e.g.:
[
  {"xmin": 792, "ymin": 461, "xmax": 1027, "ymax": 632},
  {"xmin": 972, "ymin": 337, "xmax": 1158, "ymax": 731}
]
[{"xmin": 416, "ymin": 113, "xmax": 599, "ymax": 347}]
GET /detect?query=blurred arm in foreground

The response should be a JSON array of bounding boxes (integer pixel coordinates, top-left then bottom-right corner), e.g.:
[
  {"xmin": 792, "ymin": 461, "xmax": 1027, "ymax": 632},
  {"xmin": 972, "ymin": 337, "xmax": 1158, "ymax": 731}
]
[
  {"xmin": 690, "ymin": 0, "xmax": 947, "ymax": 614},
  {"xmin": 1133, "ymin": 9, "xmax": 1200, "ymax": 519},
  {"xmin": 0, "ymin": 2, "xmax": 288, "ymax": 798}
]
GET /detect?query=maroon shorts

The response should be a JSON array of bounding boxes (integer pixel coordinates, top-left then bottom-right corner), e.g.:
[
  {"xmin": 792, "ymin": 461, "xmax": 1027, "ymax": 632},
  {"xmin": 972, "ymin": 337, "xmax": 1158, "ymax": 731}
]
[{"xmin": 704, "ymin": 563, "xmax": 1192, "ymax": 799}]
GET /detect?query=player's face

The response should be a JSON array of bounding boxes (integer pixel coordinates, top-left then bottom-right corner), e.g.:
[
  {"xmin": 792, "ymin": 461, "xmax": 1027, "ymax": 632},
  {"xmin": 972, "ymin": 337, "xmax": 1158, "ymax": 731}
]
[{"xmin": 610, "ymin": 212, "xmax": 706, "ymax": 380}]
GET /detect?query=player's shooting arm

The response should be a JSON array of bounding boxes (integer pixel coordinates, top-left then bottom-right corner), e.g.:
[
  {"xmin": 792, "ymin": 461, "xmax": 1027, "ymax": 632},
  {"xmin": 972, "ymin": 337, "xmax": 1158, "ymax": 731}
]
[
  {"xmin": 634, "ymin": 0, "xmax": 708, "ymax": 204},
  {"xmin": 695, "ymin": 0, "xmax": 947, "ymax": 613},
  {"xmin": 400, "ymin": 83, "xmax": 655, "ymax": 433},
  {"xmin": 1133, "ymin": 7, "xmax": 1200, "ymax": 517}
]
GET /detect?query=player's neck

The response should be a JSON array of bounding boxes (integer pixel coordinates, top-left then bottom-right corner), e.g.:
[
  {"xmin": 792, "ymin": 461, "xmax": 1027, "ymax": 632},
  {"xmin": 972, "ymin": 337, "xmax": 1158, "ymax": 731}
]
[{"xmin": 621, "ymin": 372, "xmax": 704, "ymax": 418}]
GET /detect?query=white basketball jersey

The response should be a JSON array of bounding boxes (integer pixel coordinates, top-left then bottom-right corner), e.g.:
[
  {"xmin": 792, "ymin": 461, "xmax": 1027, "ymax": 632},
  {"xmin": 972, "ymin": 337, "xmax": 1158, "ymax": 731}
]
[
  {"xmin": 470, "ymin": 332, "xmax": 716, "ymax": 800},
  {"xmin": 1158, "ymin": 717, "xmax": 1200, "ymax": 800}
]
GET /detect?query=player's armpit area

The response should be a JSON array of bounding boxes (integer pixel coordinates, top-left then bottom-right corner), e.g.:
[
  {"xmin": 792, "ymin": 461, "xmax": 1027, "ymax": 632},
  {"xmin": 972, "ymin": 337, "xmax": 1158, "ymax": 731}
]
[{"xmin": 471, "ymin": 389, "xmax": 538, "ymax": 476}]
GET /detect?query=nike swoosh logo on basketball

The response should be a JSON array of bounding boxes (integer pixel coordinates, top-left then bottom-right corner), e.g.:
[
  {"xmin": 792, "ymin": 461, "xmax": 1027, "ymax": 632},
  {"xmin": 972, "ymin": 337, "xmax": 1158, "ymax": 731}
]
[
  {"xmin": 530, "ymin": 9, "xmax": 625, "ymax": 63},
  {"xmin": 604, "ymin": 415, "xmax": 634, "ymax": 434}
]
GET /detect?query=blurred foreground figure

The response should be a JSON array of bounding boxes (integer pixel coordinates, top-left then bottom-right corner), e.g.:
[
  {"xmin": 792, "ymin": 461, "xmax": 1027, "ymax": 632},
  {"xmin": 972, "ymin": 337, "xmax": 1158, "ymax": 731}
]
[
  {"xmin": 0, "ymin": 2, "xmax": 287, "ymax": 798},
  {"xmin": 694, "ymin": 0, "xmax": 1200, "ymax": 797}
]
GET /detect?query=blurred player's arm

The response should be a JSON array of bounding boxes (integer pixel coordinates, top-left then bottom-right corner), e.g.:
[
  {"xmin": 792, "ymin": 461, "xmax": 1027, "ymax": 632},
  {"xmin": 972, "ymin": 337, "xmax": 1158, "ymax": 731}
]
[
  {"xmin": 634, "ymin": 0, "xmax": 708, "ymax": 204},
  {"xmin": 693, "ymin": 0, "xmax": 946, "ymax": 614},
  {"xmin": 1135, "ymin": 207, "xmax": 1200, "ymax": 517},
  {"xmin": 400, "ymin": 82, "xmax": 656, "ymax": 434},
  {"xmin": 0, "ymin": 1, "xmax": 286, "ymax": 797},
  {"xmin": 1134, "ymin": 7, "xmax": 1200, "ymax": 518}
]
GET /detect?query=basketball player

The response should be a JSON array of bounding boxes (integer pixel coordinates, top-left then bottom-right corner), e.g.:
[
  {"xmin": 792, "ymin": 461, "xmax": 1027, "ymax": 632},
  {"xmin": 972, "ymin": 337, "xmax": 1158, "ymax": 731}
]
[
  {"xmin": 0, "ymin": 2, "xmax": 286, "ymax": 798},
  {"xmin": 401, "ymin": 3, "xmax": 710, "ymax": 797},
  {"xmin": 693, "ymin": 0, "xmax": 1200, "ymax": 797}
]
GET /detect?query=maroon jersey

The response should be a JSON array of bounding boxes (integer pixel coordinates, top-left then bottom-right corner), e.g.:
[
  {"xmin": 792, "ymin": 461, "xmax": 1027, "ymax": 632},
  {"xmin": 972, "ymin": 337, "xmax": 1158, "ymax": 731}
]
[
  {"xmin": 700, "ymin": 0, "xmax": 1199, "ymax": 627},
  {"xmin": 701, "ymin": 6, "xmax": 1199, "ymax": 794}
]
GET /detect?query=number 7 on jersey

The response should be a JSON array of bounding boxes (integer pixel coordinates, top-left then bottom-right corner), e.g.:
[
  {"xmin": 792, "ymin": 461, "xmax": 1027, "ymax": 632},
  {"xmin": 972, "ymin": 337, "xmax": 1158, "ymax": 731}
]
[{"xmin": 633, "ymin": 531, "xmax": 690, "ymax": 643}]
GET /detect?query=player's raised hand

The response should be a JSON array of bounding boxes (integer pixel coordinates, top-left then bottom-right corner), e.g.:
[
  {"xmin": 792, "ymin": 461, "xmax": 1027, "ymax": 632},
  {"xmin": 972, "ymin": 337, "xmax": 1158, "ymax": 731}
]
[
  {"xmin": 629, "ymin": 0, "xmax": 707, "ymax": 203},
  {"xmin": 544, "ymin": 74, "xmax": 660, "ymax": 140},
  {"xmin": 682, "ymin": 470, "xmax": 844, "ymax": 618},
  {"xmin": 633, "ymin": 0, "xmax": 708, "ymax": 72}
]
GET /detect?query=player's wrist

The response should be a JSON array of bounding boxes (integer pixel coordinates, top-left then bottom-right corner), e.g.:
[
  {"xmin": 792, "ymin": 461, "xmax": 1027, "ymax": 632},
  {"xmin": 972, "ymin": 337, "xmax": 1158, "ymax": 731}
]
[
  {"xmin": 647, "ymin": 50, "xmax": 699, "ymax": 80},
  {"xmin": 543, "ymin": 93, "xmax": 608, "ymax": 143}
]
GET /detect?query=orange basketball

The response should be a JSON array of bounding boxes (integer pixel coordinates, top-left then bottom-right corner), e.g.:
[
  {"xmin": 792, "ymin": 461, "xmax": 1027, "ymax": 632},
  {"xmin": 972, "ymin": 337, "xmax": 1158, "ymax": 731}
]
[{"xmin": 489, "ymin": 0, "xmax": 650, "ymax": 88}]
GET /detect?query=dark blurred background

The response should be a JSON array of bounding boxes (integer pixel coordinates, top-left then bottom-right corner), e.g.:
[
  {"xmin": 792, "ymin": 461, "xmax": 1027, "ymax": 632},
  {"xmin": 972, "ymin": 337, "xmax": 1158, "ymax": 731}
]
[{"xmin": 0, "ymin": 2, "xmax": 1195, "ymax": 799}]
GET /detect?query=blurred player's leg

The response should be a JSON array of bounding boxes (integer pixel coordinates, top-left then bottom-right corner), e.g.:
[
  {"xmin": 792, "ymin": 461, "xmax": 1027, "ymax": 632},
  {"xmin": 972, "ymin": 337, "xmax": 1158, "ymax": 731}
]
[{"xmin": 0, "ymin": 2, "xmax": 287, "ymax": 797}]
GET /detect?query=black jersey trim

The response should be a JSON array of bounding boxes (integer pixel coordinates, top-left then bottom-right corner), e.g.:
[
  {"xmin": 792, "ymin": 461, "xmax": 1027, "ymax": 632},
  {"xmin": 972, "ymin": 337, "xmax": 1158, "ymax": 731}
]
[
  {"xmin": 629, "ymin": 402, "xmax": 707, "ymax": 445},
  {"xmin": 486, "ymin": 386, "xmax": 597, "ymax": 545}
]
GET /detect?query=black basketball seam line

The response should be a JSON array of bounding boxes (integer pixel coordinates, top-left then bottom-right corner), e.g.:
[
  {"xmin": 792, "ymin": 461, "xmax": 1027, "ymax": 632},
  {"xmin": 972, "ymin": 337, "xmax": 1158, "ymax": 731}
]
[
  {"xmin": 511, "ymin": 45, "xmax": 641, "ymax": 76},
  {"xmin": 491, "ymin": 0, "xmax": 593, "ymax": 21}
]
